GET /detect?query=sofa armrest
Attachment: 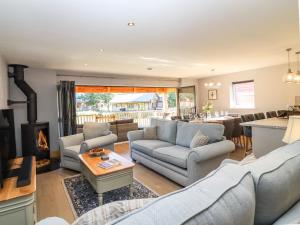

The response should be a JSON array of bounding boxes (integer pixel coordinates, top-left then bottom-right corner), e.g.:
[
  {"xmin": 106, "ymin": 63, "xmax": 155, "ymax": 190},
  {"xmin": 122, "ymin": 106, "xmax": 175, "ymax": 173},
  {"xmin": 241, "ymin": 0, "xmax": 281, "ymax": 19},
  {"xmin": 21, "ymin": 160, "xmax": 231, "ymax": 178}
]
[
  {"xmin": 189, "ymin": 140, "xmax": 235, "ymax": 163},
  {"xmin": 127, "ymin": 130, "xmax": 144, "ymax": 142},
  {"xmin": 36, "ymin": 217, "xmax": 70, "ymax": 225},
  {"xmin": 59, "ymin": 133, "xmax": 84, "ymax": 148},
  {"xmin": 80, "ymin": 134, "xmax": 118, "ymax": 152},
  {"xmin": 220, "ymin": 158, "xmax": 239, "ymax": 166}
]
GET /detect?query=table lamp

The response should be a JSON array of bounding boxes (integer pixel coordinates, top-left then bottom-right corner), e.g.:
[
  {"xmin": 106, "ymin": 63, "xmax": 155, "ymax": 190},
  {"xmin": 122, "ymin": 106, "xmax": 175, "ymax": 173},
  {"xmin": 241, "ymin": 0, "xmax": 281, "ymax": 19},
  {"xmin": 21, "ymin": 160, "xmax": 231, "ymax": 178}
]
[{"xmin": 282, "ymin": 116, "xmax": 300, "ymax": 144}]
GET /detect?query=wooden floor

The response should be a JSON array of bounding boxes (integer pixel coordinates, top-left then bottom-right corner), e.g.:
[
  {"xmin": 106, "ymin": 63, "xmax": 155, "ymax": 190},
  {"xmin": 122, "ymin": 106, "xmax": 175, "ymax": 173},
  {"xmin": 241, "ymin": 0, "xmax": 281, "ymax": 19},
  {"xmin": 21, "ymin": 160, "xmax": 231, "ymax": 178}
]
[{"xmin": 36, "ymin": 142, "xmax": 246, "ymax": 223}]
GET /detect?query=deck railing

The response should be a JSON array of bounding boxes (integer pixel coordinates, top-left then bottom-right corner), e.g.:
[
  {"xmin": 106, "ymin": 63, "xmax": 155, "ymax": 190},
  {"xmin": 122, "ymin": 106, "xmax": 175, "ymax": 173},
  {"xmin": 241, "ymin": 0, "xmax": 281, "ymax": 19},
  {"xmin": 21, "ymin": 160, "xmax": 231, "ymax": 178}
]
[{"xmin": 76, "ymin": 110, "xmax": 176, "ymax": 128}]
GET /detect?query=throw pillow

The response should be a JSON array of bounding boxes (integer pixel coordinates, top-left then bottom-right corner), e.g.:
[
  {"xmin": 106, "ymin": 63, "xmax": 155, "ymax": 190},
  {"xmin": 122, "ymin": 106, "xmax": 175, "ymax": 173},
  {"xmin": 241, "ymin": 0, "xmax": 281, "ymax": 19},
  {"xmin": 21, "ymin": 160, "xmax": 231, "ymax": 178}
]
[
  {"xmin": 143, "ymin": 126, "xmax": 157, "ymax": 140},
  {"xmin": 83, "ymin": 122, "xmax": 110, "ymax": 140},
  {"xmin": 190, "ymin": 130, "xmax": 209, "ymax": 148}
]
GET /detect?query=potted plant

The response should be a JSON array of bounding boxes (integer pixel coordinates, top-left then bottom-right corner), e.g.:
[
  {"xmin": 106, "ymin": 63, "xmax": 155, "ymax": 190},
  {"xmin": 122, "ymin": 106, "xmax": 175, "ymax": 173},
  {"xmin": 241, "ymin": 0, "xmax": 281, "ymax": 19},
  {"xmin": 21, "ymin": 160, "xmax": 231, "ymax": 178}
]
[{"xmin": 202, "ymin": 102, "xmax": 213, "ymax": 118}]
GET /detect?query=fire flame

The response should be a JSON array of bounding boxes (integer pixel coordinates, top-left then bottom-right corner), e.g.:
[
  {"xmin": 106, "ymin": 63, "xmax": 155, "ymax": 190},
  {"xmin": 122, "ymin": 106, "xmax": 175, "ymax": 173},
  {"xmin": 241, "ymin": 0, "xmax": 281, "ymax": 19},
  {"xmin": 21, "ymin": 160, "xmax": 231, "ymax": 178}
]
[{"xmin": 37, "ymin": 130, "xmax": 49, "ymax": 151}]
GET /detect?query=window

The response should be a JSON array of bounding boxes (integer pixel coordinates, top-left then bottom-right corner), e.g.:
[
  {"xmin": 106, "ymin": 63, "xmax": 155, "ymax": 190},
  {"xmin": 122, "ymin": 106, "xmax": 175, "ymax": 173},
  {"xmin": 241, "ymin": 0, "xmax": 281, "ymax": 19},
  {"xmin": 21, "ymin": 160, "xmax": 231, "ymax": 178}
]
[{"xmin": 230, "ymin": 80, "xmax": 255, "ymax": 109}]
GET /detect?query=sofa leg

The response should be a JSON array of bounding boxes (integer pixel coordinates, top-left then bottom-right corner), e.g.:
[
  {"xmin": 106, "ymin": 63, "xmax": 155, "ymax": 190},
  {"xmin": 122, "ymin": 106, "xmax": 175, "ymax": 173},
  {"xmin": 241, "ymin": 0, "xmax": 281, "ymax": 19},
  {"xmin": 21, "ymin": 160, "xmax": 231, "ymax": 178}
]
[{"xmin": 131, "ymin": 158, "xmax": 137, "ymax": 162}]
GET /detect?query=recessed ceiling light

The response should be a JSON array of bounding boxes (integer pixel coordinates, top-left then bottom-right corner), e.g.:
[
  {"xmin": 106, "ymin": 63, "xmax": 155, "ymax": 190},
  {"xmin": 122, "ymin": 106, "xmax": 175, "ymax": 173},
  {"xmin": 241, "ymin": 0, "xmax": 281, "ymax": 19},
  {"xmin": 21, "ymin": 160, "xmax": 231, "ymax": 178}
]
[
  {"xmin": 147, "ymin": 67, "xmax": 153, "ymax": 70},
  {"xmin": 99, "ymin": 49, "xmax": 104, "ymax": 53},
  {"xmin": 128, "ymin": 22, "xmax": 135, "ymax": 26},
  {"xmin": 84, "ymin": 64, "xmax": 88, "ymax": 67}
]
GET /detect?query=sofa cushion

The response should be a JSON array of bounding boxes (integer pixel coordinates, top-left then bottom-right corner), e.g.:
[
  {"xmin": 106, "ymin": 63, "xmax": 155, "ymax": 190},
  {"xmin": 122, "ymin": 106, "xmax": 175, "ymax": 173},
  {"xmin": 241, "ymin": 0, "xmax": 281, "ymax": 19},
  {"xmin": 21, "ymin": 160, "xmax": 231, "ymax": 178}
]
[
  {"xmin": 63, "ymin": 145, "xmax": 80, "ymax": 159},
  {"xmin": 273, "ymin": 201, "xmax": 300, "ymax": 225},
  {"xmin": 153, "ymin": 145, "xmax": 190, "ymax": 168},
  {"xmin": 132, "ymin": 150, "xmax": 188, "ymax": 177},
  {"xmin": 109, "ymin": 164, "xmax": 255, "ymax": 225},
  {"xmin": 83, "ymin": 122, "xmax": 110, "ymax": 140},
  {"xmin": 80, "ymin": 133, "xmax": 118, "ymax": 152},
  {"xmin": 244, "ymin": 140, "xmax": 300, "ymax": 225},
  {"xmin": 143, "ymin": 126, "xmax": 157, "ymax": 140},
  {"xmin": 150, "ymin": 118, "xmax": 177, "ymax": 144},
  {"xmin": 176, "ymin": 121, "xmax": 224, "ymax": 147},
  {"xmin": 73, "ymin": 199, "xmax": 154, "ymax": 225},
  {"xmin": 190, "ymin": 130, "xmax": 209, "ymax": 148},
  {"xmin": 131, "ymin": 140, "xmax": 173, "ymax": 157}
]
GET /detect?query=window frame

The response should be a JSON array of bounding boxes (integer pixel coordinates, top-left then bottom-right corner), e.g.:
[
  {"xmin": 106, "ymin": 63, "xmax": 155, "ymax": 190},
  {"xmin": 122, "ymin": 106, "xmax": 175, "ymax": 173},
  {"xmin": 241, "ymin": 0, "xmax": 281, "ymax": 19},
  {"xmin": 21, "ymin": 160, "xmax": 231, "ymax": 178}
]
[{"xmin": 230, "ymin": 80, "xmax": 255, "ymax": 109}]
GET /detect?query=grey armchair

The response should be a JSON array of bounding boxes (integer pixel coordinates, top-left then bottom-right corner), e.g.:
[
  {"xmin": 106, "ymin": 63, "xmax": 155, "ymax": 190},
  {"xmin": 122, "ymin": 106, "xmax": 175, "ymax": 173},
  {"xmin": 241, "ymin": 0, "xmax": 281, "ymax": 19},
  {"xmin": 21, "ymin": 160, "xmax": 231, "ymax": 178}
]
[{"xmin": 59, "ymin": 122, "xmax": 118, "ymax": 171}]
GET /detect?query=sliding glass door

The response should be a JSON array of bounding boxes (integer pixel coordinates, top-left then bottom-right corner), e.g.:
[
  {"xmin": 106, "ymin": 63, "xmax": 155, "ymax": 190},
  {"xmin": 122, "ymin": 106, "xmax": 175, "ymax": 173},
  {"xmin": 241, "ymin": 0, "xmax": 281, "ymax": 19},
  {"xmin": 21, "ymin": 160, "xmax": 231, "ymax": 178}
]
[
  {"xmin": 178, "ymin": 86, "xmax": 196, "ymax": 116},
  {"xmin": 75, "ymin": 86, "xmax": 178, "ymax": 127}
]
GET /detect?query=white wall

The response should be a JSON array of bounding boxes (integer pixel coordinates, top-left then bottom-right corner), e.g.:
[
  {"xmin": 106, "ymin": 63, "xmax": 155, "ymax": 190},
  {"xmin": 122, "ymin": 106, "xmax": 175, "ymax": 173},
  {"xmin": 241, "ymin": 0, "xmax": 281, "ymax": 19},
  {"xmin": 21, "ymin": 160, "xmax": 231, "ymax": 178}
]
[
  {"xmin": 9, "ymin": 68, "xmax": 58, "ymax": 155},
  {"xmin": 0, "ymin": 55, "xmax": 8, "ymax": 109},
  {"xmin": 197, "ymin": 63, "xmax": 300, "ymax": 114}
]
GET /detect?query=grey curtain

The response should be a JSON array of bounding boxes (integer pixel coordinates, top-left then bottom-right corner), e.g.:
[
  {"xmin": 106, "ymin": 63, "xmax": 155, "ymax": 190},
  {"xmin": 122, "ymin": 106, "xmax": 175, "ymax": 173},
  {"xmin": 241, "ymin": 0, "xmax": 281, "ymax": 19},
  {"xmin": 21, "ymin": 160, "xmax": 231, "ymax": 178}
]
[{"xmin": 57, "ymin": 81, "xmax": 76, "ymax": 137}]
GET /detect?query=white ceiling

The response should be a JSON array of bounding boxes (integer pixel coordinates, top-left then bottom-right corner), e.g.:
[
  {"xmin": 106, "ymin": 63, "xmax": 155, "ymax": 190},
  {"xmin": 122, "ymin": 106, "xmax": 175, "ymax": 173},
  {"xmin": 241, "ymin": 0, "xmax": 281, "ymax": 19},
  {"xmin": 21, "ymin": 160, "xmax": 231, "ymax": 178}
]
[{"xmin": 0, "ymin": 0, "xmax": 299, "ymax": 78}]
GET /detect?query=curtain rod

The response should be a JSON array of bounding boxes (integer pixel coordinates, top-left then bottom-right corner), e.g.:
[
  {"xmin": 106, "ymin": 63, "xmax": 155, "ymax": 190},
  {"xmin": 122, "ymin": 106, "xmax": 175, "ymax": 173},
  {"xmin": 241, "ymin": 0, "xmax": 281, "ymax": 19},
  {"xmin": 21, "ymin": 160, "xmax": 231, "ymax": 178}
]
[{"xmin": 56, "ymin": 74, "xmax": 180, "ymax": 82}]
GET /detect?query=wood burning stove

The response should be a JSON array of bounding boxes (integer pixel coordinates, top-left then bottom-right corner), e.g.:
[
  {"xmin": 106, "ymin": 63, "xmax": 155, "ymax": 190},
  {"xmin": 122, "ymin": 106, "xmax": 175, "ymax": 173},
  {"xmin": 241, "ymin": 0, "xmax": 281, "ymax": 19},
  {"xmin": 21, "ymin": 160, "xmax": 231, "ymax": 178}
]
[
  {"xmin": 8, "ymin": 64, "xmax": 51, "ymax": 173},
  {"xmin": 21, "ymin": 123, "xmax": 51, "ymax": 173},
  {"xmin": 21, "ymin": 122, "xmax": 50, "ymax": 160}
]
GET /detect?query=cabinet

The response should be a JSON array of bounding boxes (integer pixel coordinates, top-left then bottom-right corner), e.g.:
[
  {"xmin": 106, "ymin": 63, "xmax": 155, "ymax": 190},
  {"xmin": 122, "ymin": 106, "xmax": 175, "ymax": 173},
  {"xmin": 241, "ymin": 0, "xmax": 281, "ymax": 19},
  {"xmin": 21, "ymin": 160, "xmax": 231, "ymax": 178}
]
[{"xmin": 0, "ymin": 157, "xmax": 36, "ymax": 225}]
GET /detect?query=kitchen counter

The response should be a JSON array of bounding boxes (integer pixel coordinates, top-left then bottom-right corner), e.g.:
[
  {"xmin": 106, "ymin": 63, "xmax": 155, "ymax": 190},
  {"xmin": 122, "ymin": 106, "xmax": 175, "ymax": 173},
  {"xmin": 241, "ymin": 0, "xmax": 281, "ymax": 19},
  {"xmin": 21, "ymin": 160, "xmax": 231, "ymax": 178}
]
[
  {"xmin": 240, "ymin": 118, "xmax": 288, "ymax": 129},
  {"xmin": 240, "ymin": 118, "xmax": 288, "ymax": 158}
]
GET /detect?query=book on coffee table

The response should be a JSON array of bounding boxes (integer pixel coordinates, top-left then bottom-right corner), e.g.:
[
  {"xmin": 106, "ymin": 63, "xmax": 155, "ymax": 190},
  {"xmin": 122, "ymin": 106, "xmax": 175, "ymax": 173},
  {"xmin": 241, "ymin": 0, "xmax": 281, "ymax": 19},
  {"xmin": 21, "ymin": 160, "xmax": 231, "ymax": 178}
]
[{"xmin": 98, "ymin": 159, "xmax": 121, "ymax": 169}]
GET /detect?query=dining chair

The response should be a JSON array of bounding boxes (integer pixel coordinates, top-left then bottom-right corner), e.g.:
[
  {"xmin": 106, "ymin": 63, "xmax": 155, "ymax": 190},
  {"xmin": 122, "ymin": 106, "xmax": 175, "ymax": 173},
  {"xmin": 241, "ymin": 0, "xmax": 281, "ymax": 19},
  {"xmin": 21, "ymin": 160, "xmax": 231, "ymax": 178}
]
[
  {"xmin": 180, "ymin": 119, "xmax": 190, "ymax": 123},
  {"xmin": 182, "ymin": 115, "xmax": 190, "ymax": 120},
  {"xmin": 227, "ymin": 113, "xmax": 239, "ymax": 117},
  {"xmin": 266, "ymin": 111, "xmax": 277, "ymax": 118},
  {"xmin": 277, "ymin": 110, "xmax": 287, "ymax": 118},
  {"xmin": 231, "ymin": 117, "xmax": 244, "ymax": 149},
  {"xmin": 171, "ymin": 116, "xmax": 182, "ymax": 120},
  {"xmin": 222, "ymin": 119, "xmax": 235, "ymax": 141},
  {"xmin": 254, "ymin": 112, "xmax": 266, "ymax": 120}
]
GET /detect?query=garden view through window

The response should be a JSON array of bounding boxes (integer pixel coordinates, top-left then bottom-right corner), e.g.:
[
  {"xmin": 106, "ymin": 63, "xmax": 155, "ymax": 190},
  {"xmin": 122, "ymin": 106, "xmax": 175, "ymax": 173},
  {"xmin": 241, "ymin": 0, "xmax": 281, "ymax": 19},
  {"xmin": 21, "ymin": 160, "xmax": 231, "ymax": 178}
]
[{"xmin": 75, "ymin": 86, "xmax": 182, "ymax": 128}]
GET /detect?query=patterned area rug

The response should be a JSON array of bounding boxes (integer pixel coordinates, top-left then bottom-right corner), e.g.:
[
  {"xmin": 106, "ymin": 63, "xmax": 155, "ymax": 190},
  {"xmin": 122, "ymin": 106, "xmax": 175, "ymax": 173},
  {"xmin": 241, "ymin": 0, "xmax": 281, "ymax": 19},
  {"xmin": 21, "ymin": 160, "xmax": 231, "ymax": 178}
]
[{"xmin": 63, "ymin": 174, "xmax": 158, "ymax": 217}]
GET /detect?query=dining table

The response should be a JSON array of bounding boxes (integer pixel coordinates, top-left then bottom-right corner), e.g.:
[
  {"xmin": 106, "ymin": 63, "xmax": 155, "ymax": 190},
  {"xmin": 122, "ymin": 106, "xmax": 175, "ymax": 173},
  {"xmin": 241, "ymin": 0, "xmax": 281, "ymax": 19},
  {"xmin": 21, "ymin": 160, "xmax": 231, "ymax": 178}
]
[{"xmin": 190, "ymin": 116, "xmax": 236, "ymax": 124}]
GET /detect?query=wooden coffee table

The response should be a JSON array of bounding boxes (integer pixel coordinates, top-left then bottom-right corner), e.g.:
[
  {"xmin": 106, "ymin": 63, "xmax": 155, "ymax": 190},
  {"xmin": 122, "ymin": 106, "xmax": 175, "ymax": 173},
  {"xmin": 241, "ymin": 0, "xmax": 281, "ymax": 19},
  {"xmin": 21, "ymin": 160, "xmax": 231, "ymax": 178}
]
[{"xmin": 78, "ymin": 149, "xmax": 135, "ymax": 205}]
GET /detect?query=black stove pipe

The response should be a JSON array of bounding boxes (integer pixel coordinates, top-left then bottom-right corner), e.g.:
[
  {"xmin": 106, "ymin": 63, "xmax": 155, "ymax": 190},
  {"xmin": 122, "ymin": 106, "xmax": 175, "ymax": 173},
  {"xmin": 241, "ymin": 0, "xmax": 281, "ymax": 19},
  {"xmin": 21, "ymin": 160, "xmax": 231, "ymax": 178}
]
[{"xmin": 8, "ymin": 64, "xmax": 37, "ymax": 124}]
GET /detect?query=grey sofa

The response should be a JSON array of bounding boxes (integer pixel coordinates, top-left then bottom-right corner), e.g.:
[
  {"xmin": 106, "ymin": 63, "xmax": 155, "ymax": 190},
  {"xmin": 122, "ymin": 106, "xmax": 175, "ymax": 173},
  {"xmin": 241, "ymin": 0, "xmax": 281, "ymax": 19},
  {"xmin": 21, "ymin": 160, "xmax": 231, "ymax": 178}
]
[
  {"xmin": 38, "ymin": 140, "xmax": 300, "ymax": 225},
  {"xmin": 59, "ymin": 122, "xmax": 118, "ymax": 171},
  {"xmin": 128, "ymin": 118, "xmax": 235, "ymax": 186}
]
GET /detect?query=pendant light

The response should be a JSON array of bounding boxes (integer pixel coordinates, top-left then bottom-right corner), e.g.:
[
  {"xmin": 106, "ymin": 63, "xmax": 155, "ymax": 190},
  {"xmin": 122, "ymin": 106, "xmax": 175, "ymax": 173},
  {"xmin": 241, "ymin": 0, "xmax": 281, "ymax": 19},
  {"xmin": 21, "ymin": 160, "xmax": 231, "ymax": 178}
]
[
  {"xmin": 294, "ymin": 51, "xmax": 300, "ymax": 84},
  {"xmin": 204, "ymin": 69, "xmax": 222, "ymax": 88},
  {"xmin": 283, "ymin": 48, "xmax": 294, "ymax": 83}
]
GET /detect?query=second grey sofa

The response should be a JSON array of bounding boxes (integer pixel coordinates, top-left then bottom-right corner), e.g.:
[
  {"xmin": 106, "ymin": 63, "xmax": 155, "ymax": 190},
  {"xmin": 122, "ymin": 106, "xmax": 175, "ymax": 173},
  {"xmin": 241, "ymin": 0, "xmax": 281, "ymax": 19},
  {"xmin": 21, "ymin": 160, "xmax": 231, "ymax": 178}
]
[{"xmin": 128, "ymin": 118, "xmax": 235, "ymax": 186}]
